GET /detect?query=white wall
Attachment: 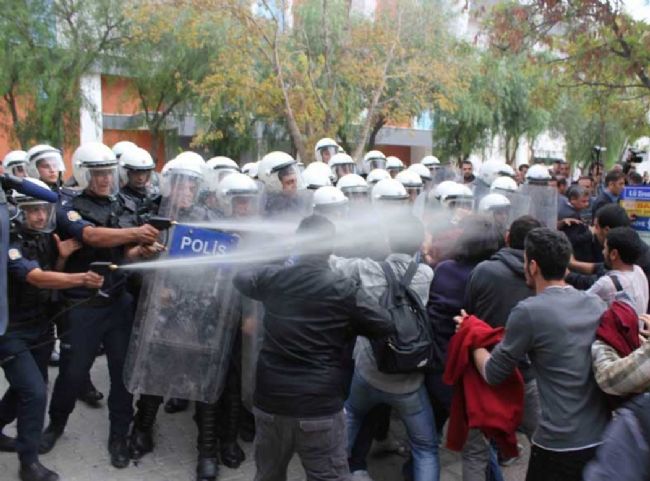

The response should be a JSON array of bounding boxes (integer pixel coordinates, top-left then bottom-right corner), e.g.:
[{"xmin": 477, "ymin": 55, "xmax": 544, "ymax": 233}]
[{"xmin": 79, "ymin": 73, "xmax": 103, "ymax": 144}]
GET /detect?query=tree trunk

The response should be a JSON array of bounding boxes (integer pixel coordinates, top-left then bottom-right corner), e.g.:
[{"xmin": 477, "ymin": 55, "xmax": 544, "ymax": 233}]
[{"xmin": 368, "ymin": 116, "xmax": 387, "ymax": 150}]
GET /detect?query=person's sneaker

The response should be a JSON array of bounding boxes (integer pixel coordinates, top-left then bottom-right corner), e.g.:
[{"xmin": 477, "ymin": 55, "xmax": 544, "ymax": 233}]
[
  {"xmin": 0, "ymin": 432, "xmax": 17, "ymax": 452},
  {"xmin": 38, "ymin": 423, "xmax": 64, "ymax": 454},
  {"xmin": 351, "ymin": 470, "xmax": 374, "ymax": 481},
  {"xmin": 108, "ymin": 435, "xmax": 130, "ymax": 469},
  {"xmin": 19, "ymin": 461, "xmax": 59, "ymax": 481}
]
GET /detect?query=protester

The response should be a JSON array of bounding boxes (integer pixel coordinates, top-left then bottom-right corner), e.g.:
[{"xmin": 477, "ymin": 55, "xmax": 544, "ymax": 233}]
[
  {"xmin": 233, "ymin": 215, "xmax": 396, "ymax": 481},
  {"xmin": 330, "ymin": 215, "xmax": 439, "ymax": 481},
  {"xmin": 464, "ymin": 228, "xmax": 609, "ymax": 481},
  {"xmin": 558, "ymin": 185, "xmax": 596, "ymax": 261},
  {"xmin": 591, "ymin": 170, "xmax": 625, "ymax": 221}
]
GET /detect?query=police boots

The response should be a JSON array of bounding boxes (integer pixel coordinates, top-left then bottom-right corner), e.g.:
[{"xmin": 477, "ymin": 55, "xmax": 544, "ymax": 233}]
[
  {"xmin": 129, "ymin": 395, "xmax": 162, "ymax": 459},
  {"xmin": 218, "ymin": 386, "xmax": 245, "ymax": 468},
  {"xmin": 38, "ymin": 419, "xmax": 65, "ymax": 455},
  {"xmin": 19, "ymin": 461, "xmax": 59, "ymax": 481},
  {"xmin": 195, "ymin": 402, "xmax": 219, "ymax": 481}
]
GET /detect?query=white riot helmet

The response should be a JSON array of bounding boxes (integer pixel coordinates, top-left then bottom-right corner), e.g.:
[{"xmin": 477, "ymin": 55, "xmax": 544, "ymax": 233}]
[
  {"xmin": 218, "ymin": 172, "xmax": 260, "ymax": 217},
  {"xmin": 27, "ymin": 144, "xmax": 65, "ymax": 185},
  {"xmin": 112, "ymin": 141, "xmax": 138, "ymax": 160},
  {"xmin": 366, "ymin": 168, "xmax": 390, "ymax": 186},
  {"xmin": 478, "ymin": 160, "xmax": 510, "ymax": 187},
  {"xmin": 420, "ymin": 155, "xmax": 441, "ymax": 171},
  {"xmin": 3, "ymin": 150, "xmax": 29, "ymax": 177},
  {"xmin": 12, "ymin": 178, "xmax": 56, "ymax": 233},
  {"xmin": 363, "ymin": 150, "xmax": 387, "ymax": 172},
  {"xmin": 478, "ymin": 193, "xmax": 511, "ymax": 212},
  {"xmin": 160, "ymin": 151, "xmax": 206, "ymax": 207},
  {"xmin": 395, "ymin": 170, "xmax": 423, "ymax": 203},
  {"xmin": 490, "ymin": 176, "xmax": 518, "ymax": 194},
  {"xmin": 242, "ymin": 162, "xmax": 259, "ymax": 179},
  {"xmin": 206, "ymin": 156, "xmax": 240, "ymax": 183},
  {"xmin": 313, "ymin": 186, "xmax": 349, "ymax": 218},
  {"xmin": 258, "ymin": 151, "xmax": 304, "ymax": 194},
  {"xmin": 337, "ymin": 174, "xmax": 368, "ymax": 195},
  {"xmin": 119, "ymin": 147, "xmax": 155, "ymax": 188},
  {"xmin": 314, "ymin": 137, "xmax": 339, "ymax": 163},
  {"xmin": 407, "ymin": 163, "xmax": 433, "ymax": 182},
  {"xmin": 371, "ymin": 178, "xmax": 408, "ymax": 203},
  {"xmin": 431, "ymin": 180, "xmax": 457, "ymax": 202},
  {"xmin": 440, "ymin": 182, "xmax": 474, "ymax": 210},
  {"xmin": 328, "ymin": 153, "xmax": 357, "ymax": 181},
  {"xmin": 303, "ymin": 164, "xmax": 333, "ymax": 190},
  {"xmin": 478, "ymin": 193, "xmax": 511, "ymax": 226},
  {"xmin": 525, "ymin": 164, "xmax": 552, "ymax": 185},
  {"xmin": 385, "ymin": 156, "xmax": 404, "ymax": 177},
  {"xmin": 72, "ymin": 142, "xmax": 119, "ymax": 197}
]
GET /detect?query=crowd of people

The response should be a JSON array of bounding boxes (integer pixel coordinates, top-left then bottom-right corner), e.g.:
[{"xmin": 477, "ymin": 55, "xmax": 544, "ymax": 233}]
[{"xmin": 0, "ymin": 136, "xmax": 649, "ymax": 481}]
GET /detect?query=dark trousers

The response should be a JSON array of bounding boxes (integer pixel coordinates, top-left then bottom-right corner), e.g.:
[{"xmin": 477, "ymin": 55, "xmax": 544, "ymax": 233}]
[
  {"xmin": 526, "ymin": 445, "xmax": 598, "ymax": 481},
  {"xmin": 253, "ymin": 407, "xmax": 350, "ymax": 481},
  {"xmin": 49, "ymin": 293, "xmax": 134, "ymax": 437},
  {"xmin": 0, "ymin": 323, "xmax": 52, "ymax": 463}
]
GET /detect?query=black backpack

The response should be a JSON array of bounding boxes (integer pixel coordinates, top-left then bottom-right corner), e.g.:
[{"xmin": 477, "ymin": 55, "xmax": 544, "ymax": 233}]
[{"xmin": 370, "ymin": 261, "xmax": 439, "ymax": 374}]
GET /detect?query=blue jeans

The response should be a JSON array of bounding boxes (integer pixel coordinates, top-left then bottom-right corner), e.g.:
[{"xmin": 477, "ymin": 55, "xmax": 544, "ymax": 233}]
[{"xmin": 345, "ymin": 374, "xmax": 439, "ymax": 481}]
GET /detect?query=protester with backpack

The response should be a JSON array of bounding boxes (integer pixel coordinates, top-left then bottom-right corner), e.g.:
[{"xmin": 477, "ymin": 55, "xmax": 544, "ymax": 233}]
[{"xmin": 330, "ymin": 215, "xmax": 439, "ymax": 481}]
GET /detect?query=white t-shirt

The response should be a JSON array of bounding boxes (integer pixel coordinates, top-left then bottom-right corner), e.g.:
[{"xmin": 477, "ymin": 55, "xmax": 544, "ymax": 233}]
[{"xmin": 587, "ymin": 265, "xmax": 649, "ymax": 315}]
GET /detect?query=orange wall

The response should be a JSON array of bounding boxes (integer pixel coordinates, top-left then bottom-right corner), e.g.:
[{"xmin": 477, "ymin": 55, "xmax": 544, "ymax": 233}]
[
  {"xmin": 376, "ymin": 145, "xmax": 412, "ymax": 166},
  {"xmin": 102, "ymin": 75, "xmax": 142, "ymax": 116},
  {"xmin": 103, "ymin": 129, "xmax": 166, "ymax": 170}
]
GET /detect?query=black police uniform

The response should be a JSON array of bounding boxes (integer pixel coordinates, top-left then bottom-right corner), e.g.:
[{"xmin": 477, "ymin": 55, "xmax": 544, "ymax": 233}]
[
  {"xmin": 0, "ymin": 227, "xmax": 57, "ymax": 464},
  {"xmin": 45, "ymin": 192, "xmax": 134, "ymax": 445}
]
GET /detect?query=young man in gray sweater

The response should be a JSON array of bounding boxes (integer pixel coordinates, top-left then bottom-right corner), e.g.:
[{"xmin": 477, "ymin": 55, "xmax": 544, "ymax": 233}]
[{"xmin": 465, "ymin": 228, "xmax": 608, "ymax": 481}]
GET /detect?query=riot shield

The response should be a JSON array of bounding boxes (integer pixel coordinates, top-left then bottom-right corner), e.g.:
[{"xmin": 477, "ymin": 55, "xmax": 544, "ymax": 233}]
[
  {"xmin": 505, "ymin": 191, "xmax": 532, "ymax": 227},
  {"xmin": 519, "ymin": 184, "xmax": 558, "ymax": 230},
  {"xmin": 125, "ymin": 167, "xmax": 244, "ymax": 403}
]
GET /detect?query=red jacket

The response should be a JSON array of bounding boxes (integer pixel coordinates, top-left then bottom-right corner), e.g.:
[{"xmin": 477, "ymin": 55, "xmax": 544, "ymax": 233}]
[{"xmin": 443, "ymin": 315, "xmax": 523, "ymax": 457}]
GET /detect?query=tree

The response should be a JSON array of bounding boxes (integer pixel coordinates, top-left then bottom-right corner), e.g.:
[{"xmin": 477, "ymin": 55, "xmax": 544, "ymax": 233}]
[
  {"xmin": 0, "ymin": 0, "xmax": 125, "ymax": 148},
  {"xmin": 120, "ymin": 3, "xmax": 225, "ymax": 159}
]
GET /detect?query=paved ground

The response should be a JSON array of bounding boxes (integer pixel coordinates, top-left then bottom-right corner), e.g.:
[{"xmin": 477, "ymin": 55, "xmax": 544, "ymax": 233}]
[{"xmin": 0, "ymin": 356, "xmax": 529, "ymax": 480}]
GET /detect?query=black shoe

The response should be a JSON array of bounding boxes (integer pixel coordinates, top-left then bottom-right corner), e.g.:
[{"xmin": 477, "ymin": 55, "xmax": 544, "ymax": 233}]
[
  {"xmin": 219, "ymin": 441, "xmax": 245, "ymax": 469},
  {"xmin": 108, "ymin": 435, "xmax": 130, "ymax": 469},
  {"xmin": 19, "ymin": 461, "xmax": 59, "ymax": 481},
  {"xmin": 38, "ymin": 423, "xmax": 64, "ymax": 454},
  {"xmin": 0, "ymin": 432, "xmax": 16, "ymax": 452},
  {"xmin": 78, "ymin": 384, "xmax": 104, "ymax": 408},
  {"xmin": 164, "ymin": 398, "xmax": 189, "ymax": 414},
  {"xmin": 129, "ymin": 426, "xmax": 154, "ymax": 460},
  {"xmin": 196, "ymin": 457, "xmax": 219, "ymax": 481}
]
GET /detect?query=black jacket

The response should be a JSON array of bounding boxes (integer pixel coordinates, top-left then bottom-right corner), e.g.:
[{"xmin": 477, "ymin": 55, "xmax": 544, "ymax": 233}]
[
  {"xmin": 233, "ymin": 256, "xmax": 395, "ymax": 417},
  {"xmin": 591, "ymin": 190, "xmax": 617, "ymax": 221},
  {"xmin": 465, "ymin": 247, "xmax": 534, "ymax": 329}
]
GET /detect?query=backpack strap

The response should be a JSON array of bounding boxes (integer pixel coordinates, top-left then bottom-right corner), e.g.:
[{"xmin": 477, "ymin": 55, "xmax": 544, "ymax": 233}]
[
  {"xmin": 400, "ymin": 261, "xmax": 419, "ymax": 288},
  {"xmin": 380, "ymin": 261, "xmax": 400, "ymax": 297},
  {"xmin": 609, "ymin": 274, "xmax": 624, "ymax": 292}
]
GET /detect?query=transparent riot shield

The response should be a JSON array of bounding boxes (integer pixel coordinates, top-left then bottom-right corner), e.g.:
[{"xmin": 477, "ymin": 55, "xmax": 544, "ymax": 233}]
[
  {"xmin": 125, "ymin": 167, "xmax": 244, "ymax": 403},
  {"xmin": 519, "ymin": 184, "xmax": 558, "ymax": 230},
  {"xmin": 505, "ymin": 191, "xmax": 533, "ymax": 227},
  {"xmin": 124, "ymin": 224, "xmax": 242, "ymax": 403}
]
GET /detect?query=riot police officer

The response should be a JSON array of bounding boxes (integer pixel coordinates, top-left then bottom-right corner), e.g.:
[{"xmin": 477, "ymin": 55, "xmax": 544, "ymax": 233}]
[
  {"xmin": 1, "ymin": 179, "xmax": 104, "ymax": 481},
  {"xmin": 39, "ymin": 142, "xmax": 159, "ymax": 469},
  {"xmin": 258, "ymin": 151, "xmax": 307, "ymax": 218},
  {"xmin": 118, "ymin": 146, "xmax": 160, "ymax": 226}
]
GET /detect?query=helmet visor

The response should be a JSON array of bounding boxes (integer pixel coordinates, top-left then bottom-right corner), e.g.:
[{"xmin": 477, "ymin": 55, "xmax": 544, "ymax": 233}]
[
  {"xmin": 20, "ymin": 202, "xmax": 56, "ymax": 233},
  {"xmin": 317, "ymin": 146, "xmax": 338, "ymax": 163}
]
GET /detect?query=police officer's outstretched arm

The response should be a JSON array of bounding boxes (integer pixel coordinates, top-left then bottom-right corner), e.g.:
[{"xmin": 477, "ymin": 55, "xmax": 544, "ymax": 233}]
[
  {"xmin": 25, "ymin": 267, "xmax": 104, "ymax": 290},
  {"xmin": 80, "ymin": 223, "xmax": 159, "ymax": 248},
  {"xmin": 350, "ymin": 288, "xmax": 396, "ymax": 338}
]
